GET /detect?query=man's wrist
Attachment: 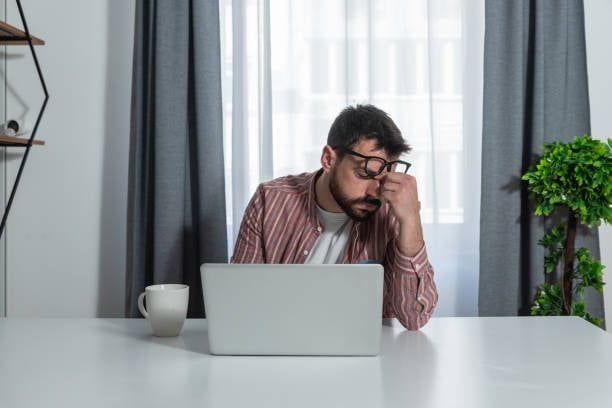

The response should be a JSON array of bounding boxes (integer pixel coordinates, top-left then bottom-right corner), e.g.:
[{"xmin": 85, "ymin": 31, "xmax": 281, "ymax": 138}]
[
  {"xmin": 397, "ymin": 219, "xmax": 425, "ymax": 257},
  {"xmin": 397, "ymin": 239, "xmax": 425, "ymax": 258}
]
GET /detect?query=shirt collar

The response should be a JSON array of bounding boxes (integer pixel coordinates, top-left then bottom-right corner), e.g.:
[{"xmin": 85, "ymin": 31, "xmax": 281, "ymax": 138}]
[{"xmin": 306, "ymin": 169, "xmax": 324, "ymax": 230}]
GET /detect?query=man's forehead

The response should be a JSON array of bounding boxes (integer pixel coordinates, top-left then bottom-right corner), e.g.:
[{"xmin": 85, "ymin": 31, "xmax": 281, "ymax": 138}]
[{"xmin": 350, "ymin": 139, "xmax": 394, "ymax": 160}]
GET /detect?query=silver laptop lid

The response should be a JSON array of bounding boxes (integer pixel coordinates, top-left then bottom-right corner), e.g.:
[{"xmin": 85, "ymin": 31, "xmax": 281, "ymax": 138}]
[{"xmin": 201, "ymin": 263, "xmax": 384, "ymax": 356}]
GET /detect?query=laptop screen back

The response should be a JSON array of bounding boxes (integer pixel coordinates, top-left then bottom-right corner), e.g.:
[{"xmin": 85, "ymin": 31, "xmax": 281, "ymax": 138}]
[{"xmin": 200, "ymin": 263, "xmax": 384, "ymax": 356}]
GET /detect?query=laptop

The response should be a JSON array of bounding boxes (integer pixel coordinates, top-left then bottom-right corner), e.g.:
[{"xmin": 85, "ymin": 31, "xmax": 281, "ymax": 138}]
[{"xmin": 200, "ymin": 263, "xmax": 384, "ymax": 356}]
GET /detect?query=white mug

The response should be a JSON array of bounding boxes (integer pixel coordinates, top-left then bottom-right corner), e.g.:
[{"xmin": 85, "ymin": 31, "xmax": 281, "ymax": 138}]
[{"xmin": 138, "ymin": 284, "xmax": 189, "ymax": 337}]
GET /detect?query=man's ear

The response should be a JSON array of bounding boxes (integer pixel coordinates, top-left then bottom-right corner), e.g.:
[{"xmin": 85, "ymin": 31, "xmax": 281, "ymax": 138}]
[{"xmin": 321, "ymin": 145, "xmax": 336, "ymax": 172}]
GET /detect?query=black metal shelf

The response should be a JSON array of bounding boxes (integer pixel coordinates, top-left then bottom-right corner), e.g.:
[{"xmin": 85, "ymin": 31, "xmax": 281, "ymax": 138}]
[{"xmin": 0, "ymin": 0, "xmax": 48, "ymax": 239}]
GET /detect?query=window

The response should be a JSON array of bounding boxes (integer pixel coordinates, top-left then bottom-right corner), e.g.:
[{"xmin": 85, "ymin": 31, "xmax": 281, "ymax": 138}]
[{"xmin": 220, "ymin": 0, "xmax": 484, "ymax": 316}]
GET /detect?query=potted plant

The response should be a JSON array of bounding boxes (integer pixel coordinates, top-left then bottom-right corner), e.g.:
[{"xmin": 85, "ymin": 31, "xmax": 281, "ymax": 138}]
[{"xmin": 522, "ymin": 135, "xmax": 612, "ymax": 326}]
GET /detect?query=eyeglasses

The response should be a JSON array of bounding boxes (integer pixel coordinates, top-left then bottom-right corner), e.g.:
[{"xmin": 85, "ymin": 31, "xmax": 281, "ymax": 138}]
[{"xmin": 339, "ymin": 148, "xmax": 411, "ymax": 178}]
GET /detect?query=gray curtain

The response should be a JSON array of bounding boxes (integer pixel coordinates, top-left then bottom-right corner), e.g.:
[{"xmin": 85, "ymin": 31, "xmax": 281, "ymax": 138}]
[
  {"xmin": 125, "ymin": 0, "xmax": 228, "ymax": 318},
  {"xmin": 479, "ymin": 0, "xmax": 604, "ymax": 322}
]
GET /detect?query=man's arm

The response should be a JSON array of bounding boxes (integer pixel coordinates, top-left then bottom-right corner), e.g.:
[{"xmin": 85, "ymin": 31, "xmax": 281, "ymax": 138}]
[
  {"xmin": 380, "ymin": 172, "xmax": 437, "ymax": 329},
  {"xmin": 231, "ymin": 184, "xmax": 265, "ymax": 263},
  {"xmin": 383, "ymin": 242, "xmax": 438, "ymax": 330}
]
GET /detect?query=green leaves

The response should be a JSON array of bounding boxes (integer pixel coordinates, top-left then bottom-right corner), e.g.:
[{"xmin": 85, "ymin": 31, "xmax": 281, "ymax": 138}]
[
  {"xmin": 530, "ymin": 242, "xmax": 606, "ymax": 326},
  {"xmin": 574, "ymin": 247, "xmax": 605, "ymax": 294},
  {"xmin": 522, "ymin": 135, "xmax": 612, "ymax": 227},
  {"xmin": 571, "ymin": 301, "xmax": 603, "ymax": 327},
  {"xmin": 543, "ymin": 249, "xmax": 562, "ymax": 274},
  {"xmin": 531, "ymin": 283, "xmax": 563, "ymax": 316},
  {"xmin": 524, "ymin": 135, "xmax": 610, "ymax": 327},
  {"xmin": 539, "ymin": 224, "xmax": 565, "ymax": 274},
  {"xmin": 538, "ymin": 223, "xmax": 566, "ymax": 247}
]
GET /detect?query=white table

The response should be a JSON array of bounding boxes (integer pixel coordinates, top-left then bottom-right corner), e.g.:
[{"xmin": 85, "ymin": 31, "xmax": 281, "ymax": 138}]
[{"xmin": 1, "ymin": 316, "xmax": 611, "ymax": 407}]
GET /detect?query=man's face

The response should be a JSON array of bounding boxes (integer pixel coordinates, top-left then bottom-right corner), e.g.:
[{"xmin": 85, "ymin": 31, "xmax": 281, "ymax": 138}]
[{"xmin": 329, "ymin": 138, "xmax": 394, "ymax": 222}]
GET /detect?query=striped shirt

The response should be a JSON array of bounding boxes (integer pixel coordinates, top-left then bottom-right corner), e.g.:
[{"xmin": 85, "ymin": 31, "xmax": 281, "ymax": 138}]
[{"xmin": 231, "ymin": 170, "xmax": 438, "ymax": 330}]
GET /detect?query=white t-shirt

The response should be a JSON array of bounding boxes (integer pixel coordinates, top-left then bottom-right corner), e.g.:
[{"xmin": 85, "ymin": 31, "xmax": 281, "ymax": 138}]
[{"xmin": 304, "ymin": 204, "xmax": 353, "ymax": 264}]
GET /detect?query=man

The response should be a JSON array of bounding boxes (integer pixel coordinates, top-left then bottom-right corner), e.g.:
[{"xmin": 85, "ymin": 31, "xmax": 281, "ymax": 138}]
[{"xmin": 231, "ymin": 104, "xmax": 438, "ymax": 330}]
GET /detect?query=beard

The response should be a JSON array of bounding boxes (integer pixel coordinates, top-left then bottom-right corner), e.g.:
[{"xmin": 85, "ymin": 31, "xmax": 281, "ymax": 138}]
[{"xmin": 329, "ymin": 169, "xmax": 381, "ymax": 222}]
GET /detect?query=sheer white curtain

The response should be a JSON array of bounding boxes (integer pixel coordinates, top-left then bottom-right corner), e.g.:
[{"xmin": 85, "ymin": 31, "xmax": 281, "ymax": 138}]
[{"xmin": 219, "ymin": 0, "xmax": 484, "ymax": 316}]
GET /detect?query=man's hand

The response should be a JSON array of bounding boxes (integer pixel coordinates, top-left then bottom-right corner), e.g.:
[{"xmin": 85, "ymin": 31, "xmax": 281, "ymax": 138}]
[{"xmin": 380, "ymin": 172, "xmax": 424, "ymax": 257}]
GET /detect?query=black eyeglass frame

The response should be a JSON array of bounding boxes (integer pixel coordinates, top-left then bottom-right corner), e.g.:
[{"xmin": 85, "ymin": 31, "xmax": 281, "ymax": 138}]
[{"xmin": 337, "ymin": 147, "xmax": 411, "ymax": 178}]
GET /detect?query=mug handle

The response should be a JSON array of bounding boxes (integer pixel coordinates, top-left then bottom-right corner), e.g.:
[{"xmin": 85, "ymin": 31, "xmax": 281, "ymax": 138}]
[{"xmin": 137, "ymin": 292, "xmax": 149, "ymax": 318}]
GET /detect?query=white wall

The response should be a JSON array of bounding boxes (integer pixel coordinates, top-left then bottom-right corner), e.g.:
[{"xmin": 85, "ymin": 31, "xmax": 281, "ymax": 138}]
[
  {"xmin": 4, "ymin": 0, "xmax": 134, "ymax": 316},
  {"xmin": 584, "ymin": 0, "xmax": 612, "ymax": 331}
]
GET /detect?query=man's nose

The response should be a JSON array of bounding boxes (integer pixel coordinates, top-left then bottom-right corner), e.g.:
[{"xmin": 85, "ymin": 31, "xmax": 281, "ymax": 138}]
[{"xmin": 367, "ymin": 175, "xmax": 383, "ymax": 197}]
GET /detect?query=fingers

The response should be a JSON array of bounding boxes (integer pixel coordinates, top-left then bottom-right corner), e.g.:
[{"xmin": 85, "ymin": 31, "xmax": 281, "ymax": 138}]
[
  {"xmin": 379, "ymin": 173, "xmax": 421, "ymax": 221},
  {"xmin": 381, "ymin": 171, "xmax": 415, "ymax": 185},
  {"xmin": 380, "ymin": 173, "xmax": 418, "ymax": 197}
]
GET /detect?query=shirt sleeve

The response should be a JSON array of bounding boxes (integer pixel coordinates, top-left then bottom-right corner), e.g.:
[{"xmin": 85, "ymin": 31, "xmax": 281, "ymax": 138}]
[
  {"xmin": 383, "ymin": 242, "xmax": 438, "ymax": 330},
  {"xmin": 230, "ymin": 184, "xmax": 266, "ymax": 264}
]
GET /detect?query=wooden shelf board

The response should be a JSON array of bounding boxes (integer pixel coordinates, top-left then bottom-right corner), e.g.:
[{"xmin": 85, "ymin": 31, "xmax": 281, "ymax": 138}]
[
  {"xmin": 0, "ymin": 135, "xmax": 44, "ymax": 146},
  {"xmin": 0, "ymin": 20, "xmax": 44, "ymax": 45}
]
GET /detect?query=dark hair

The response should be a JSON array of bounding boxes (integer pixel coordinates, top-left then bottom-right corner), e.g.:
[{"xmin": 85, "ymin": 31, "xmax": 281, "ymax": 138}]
[{"xmin": 327, "ymin": 104, "xmax": 411, "ymax": 158}]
